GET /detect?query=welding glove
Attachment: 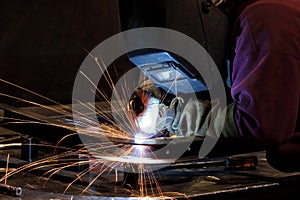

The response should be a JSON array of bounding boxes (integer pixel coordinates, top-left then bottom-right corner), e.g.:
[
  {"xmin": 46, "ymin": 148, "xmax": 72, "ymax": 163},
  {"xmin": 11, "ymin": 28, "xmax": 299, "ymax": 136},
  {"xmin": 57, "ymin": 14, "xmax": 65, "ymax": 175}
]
[
  {"xmin": 171, "ymin": 98, "xmax": 240, "ymax": 139},
  {"xmin": 132, "ymin": 79, "xmax": 240, "ymax": 139},
  {"xmin": 131, "ymin": 80, "xmax": 174, "ymax": 137}
]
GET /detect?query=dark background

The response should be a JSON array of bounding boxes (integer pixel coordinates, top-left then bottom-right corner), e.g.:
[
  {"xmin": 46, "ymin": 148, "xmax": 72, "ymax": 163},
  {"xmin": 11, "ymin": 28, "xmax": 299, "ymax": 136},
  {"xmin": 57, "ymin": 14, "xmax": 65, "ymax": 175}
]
[
  {"xmin": 0, "ymin": 0, "xmax": 129, "ymax": 106},
  {"xmin": 0, "ymin": 0, "xmax": 228, "ymax": 106}
]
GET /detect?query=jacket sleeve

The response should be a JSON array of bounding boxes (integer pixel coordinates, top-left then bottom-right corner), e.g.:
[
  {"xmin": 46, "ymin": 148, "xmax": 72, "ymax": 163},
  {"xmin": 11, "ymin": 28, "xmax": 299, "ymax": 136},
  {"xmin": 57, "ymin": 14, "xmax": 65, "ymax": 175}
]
[{"xmin": 230, "ymin": 9, "xmax": 300, "ymax": 172}]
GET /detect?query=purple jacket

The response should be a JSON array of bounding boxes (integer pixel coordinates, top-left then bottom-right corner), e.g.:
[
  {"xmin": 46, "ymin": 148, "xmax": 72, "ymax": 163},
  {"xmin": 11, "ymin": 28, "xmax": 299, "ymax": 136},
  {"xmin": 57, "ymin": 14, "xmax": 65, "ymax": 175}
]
[{"xmin": 228, "ymin": 0, "xmax": 300, "ymax": 171}]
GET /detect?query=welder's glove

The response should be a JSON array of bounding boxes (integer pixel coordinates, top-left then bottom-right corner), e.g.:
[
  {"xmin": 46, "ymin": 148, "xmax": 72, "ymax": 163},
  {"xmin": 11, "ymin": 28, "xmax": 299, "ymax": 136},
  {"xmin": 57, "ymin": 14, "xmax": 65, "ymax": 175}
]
[
  {"xmin": 171, "ymin": 98, "xmax": 240, "ymax": 139},
  {"xmin": 131, "ymin": 80, "xmax": 174, "ymax": 136}
]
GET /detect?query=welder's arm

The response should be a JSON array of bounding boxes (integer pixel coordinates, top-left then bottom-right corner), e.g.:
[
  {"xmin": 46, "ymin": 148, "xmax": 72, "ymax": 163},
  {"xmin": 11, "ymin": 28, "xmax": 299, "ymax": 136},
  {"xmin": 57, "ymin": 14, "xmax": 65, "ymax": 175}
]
[
  {"xmin": 231, "ymin": 51, "xmax": 300, "ymax": 172},
  {"xmin": 229, "ymin": 6, "xmax": 300, "ymax": 172},
  {"xmin": 177, "ymin": 49, "xmax": 300, "ymax": 173},
  {"xmin": 132, "ymin": 80, "xmax": 240, "ymax": 139}
]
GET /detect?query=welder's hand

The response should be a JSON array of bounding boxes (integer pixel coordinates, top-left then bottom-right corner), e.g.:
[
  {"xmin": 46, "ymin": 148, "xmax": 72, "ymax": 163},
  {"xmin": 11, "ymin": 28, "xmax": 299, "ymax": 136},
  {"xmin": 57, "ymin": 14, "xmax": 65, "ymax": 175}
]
[
  {"xmin": 171, "ymin": 98, "xmax": 211, "ymax": 137},
  {"xmin": 172, "ymin": 98, "xmax": 240, "ymax": 139},
  {"xmin": 129, "ymin": 80, "xmax": 173, "ymax": 136}
]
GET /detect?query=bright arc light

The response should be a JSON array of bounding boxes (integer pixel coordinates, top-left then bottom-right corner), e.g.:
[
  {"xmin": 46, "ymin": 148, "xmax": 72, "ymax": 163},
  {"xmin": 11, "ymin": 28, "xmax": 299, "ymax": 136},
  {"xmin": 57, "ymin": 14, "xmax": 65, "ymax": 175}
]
[
  {"xmin": 134, "ymin": 133, "xmax": 147, "ymax": 144},
  {"xmin": 136, "ymin": 97, "xmax": 160, "ymax": 134}
]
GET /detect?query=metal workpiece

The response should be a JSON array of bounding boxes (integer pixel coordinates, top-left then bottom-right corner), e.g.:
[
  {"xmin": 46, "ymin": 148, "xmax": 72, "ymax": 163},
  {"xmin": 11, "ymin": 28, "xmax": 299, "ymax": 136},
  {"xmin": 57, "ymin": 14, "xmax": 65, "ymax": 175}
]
[
  {"xmin": 1, "ymin": 151, "xmax": 300, "ymax": 200},
  {"xmin": 163, "ymin": 155, "xmax": 259, "ymax": 170},
  {"xmin": 0, "ymin": 126, "xmax": 300, "ymax": 200}
]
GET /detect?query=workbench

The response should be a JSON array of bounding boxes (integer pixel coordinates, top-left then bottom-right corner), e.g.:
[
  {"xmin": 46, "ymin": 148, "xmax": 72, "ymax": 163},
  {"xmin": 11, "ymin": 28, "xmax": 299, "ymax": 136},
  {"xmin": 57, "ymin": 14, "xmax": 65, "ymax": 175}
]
[
  {"xmin": 1, "ymin": 129, "xmax": 299, "ymax": 200},
  {"xmin": 1, "ymin": 103, "xmax": 300, "ymax": 199}
]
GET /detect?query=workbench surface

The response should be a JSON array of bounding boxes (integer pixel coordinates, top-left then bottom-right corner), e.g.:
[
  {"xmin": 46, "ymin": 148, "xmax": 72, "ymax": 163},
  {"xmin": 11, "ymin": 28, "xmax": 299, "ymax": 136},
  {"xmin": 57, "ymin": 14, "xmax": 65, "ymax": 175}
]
[{"xmin": 1, "ymin": 148, "xmax": 299, "ymax": 200}]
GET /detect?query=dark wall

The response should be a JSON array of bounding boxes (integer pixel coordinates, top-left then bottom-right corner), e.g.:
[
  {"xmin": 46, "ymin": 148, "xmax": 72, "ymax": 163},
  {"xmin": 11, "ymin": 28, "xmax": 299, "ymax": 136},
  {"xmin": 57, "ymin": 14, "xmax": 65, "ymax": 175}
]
[
  {"xmin": 0, "ymin": 0, "xmax": 125, "ymax": 105},
  {"xmin": 0, "ymin": 0, "xmax": 229, "ymax": 106}
]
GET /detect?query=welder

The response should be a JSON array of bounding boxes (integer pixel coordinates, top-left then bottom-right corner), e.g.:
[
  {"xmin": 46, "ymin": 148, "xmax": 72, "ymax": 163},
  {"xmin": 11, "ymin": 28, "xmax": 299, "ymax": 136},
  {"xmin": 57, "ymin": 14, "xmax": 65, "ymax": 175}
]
[{"xmin": 129, "ymin": 0, "xmax": 300, "ymax": 172}]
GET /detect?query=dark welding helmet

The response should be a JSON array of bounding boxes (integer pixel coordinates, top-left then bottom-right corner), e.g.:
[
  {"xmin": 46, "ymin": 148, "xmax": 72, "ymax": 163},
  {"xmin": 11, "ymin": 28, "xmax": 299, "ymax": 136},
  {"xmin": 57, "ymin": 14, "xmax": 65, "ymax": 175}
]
[{"xmin": 120, "ymin": 0, "xmax": 228, "ymax": 95}]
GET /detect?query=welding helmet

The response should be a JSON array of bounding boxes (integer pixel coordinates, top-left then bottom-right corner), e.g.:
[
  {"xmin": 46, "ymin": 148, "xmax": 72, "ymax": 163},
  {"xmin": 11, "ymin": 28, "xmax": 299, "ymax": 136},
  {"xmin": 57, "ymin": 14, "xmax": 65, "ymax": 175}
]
[{"xmin": 120, "ymin": 0, "xmax": 229, "ymax": 95}]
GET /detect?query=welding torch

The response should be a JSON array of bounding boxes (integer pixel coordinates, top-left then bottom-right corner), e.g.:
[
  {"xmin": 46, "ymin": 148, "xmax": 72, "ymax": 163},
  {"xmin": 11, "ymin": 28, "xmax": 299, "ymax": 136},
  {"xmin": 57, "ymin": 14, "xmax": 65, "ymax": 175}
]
[{"xmin": 0, "ymin": 183, "xmax": 22, "ymax": 197}]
